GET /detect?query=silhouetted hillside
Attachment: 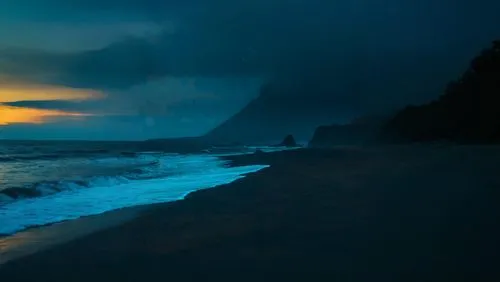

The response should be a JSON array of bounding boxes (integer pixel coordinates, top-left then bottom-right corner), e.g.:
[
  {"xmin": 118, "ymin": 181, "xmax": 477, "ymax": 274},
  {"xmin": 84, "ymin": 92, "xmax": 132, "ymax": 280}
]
[
  {"xmin": 203, "ymin": 81, "xmax": 349, "ymax": 144},
  {"xmin": 384, "ymin": 40, "xmax": 500, "ymax": 143},
  {"xmin": 309, "ymin": 115, "xmax": 387, "ymax": 148},
  {"xmin": 202, "ymin": 44, "xmax": 484, "ymax": 145}
]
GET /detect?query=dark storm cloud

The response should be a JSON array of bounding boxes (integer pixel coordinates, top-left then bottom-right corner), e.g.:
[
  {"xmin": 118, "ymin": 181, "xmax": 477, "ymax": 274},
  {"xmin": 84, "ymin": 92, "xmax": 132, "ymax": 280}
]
[
  {"xmin": 0, "ymin": 76, "xmax": 262, "ymax": 123},
  {"xmin": 4, "ymin": 0, "xmax": 500, "ymax": 90},
  {"xmin": 2, "ymin": 0, "xmax": 500, "ymax": 115}
]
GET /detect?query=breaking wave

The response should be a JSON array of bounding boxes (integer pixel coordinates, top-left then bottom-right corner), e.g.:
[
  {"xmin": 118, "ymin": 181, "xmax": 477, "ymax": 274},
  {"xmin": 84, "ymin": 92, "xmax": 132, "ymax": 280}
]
[{"xmin": 0, "ymin": 153, "xmax": 269, "ymax": 235}]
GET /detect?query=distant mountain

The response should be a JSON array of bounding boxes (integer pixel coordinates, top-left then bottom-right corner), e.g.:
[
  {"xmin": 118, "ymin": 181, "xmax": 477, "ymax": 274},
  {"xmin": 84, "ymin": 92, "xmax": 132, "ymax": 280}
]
[
  {"xmin": 383, "ymin": 40, "xmax": 500, "ymax": 144},
  {"xmin": 203, "ymin": 48, "xmax": 477, "ymax": 145},
  {"xmin": 203, "ymin": 82, "xmax": 348, "ymax": 144}
]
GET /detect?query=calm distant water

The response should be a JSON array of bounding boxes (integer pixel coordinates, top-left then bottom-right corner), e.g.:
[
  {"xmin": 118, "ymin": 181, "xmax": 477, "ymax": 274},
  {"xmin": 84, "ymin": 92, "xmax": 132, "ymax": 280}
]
[{"xmin": 0, "ymin": 140, "xmax": 280, "ymax": 235}]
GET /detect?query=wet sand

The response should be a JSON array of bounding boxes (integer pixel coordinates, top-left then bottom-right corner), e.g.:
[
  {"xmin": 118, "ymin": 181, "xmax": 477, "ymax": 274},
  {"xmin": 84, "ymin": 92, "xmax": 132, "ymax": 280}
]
[
  {"xmin": 0, "ymin": 146, "xmax": 499, "ymax": 281},
  {"xmin": 0, "ymin": 205, "xmax": 145, "ymax": 265}
]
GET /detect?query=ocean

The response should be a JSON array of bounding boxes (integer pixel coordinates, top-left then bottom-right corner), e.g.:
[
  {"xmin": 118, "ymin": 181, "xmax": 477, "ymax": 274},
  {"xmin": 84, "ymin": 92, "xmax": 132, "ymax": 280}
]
[{"xmin": 0, "ymin": 140, "xmax": 280, "ymax": 235}]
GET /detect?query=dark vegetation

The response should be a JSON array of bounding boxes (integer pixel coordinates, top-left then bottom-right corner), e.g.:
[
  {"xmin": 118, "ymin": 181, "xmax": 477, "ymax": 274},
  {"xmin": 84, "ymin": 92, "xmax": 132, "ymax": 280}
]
[
  {"xmin": 309, "ymin": 115, "xmax": 388, "ymax": 147},
  {"xmin": 190, "ymin": 40, "xmax": 500, "ymax": 147},
  {"xmin": 384, "ymin": 40, "xmax": 500, "ymax": 143}
]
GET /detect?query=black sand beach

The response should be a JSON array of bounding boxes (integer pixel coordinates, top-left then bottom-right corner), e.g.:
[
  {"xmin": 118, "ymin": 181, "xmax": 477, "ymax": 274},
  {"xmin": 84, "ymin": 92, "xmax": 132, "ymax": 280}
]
[{"xmin": 1, "ymin": 147, "xmax": 499, "ymax": 281}]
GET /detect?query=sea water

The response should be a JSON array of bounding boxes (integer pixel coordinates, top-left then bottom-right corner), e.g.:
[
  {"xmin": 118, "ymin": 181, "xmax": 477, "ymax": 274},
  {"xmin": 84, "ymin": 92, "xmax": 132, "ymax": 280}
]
[{"xmin": 0, "ymin": 140, "xmax": 276, "ymax": 235}]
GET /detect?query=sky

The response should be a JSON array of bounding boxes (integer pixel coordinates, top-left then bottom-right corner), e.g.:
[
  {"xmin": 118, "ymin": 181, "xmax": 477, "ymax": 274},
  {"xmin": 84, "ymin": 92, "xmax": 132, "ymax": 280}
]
[{"xmin": 0, "ymin": 0, "xmax": 500, "ymax": 140}]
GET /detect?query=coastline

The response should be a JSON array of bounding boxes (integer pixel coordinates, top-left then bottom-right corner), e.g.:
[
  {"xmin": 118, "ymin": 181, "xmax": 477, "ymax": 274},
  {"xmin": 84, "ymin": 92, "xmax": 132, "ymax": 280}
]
[
  {"xmin": 0, "ymin": 204, "xmax": 149, "ymax": 265},
  {"xmin": 1, "ymin": 146, "xmax": 499, "ymax": 281},
  {"xmin": 0, "ymin": 152, "xmax": 273, "ymax": 265}
]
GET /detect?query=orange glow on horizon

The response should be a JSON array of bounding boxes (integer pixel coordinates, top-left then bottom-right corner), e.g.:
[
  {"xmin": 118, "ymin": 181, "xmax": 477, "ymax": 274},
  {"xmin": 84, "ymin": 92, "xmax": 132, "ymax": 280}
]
[
  {"xmin": 0, "ymin": 81, "xmax": 102, "ymax": 125},
  {"xmin": 0, "ymin": 104, "xmax": 89, "ymax": 125},
  {"xmin": 0, "ymin": 83, "xmax": 104, "ymax": 103}
]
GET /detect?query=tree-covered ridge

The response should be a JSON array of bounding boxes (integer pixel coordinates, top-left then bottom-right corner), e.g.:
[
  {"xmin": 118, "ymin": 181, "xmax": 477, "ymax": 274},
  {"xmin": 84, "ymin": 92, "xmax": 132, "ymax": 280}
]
[{"xmin": 384, "ymin": 40, "xmax": 500, "ymax": 143}]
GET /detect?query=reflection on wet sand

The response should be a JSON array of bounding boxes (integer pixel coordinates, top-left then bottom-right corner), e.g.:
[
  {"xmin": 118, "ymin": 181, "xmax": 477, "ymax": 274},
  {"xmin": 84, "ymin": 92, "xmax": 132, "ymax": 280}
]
[{"xmin": 0, "ymin": 206, "xmax": 143, "ymax": 265}]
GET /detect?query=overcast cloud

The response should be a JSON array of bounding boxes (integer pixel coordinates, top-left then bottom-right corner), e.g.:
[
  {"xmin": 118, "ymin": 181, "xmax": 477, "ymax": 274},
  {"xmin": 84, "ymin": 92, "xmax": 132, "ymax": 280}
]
[{"xmin": 1, "ymin": 0, "xmax": 500, "ymax": 139}]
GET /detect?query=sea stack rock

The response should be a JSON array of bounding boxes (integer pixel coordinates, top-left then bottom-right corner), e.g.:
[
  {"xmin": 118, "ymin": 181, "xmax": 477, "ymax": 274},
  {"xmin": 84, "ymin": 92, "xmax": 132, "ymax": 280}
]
[{"xmin": 278, "ymin": 134, "xmax": 297, "ymax": 147}]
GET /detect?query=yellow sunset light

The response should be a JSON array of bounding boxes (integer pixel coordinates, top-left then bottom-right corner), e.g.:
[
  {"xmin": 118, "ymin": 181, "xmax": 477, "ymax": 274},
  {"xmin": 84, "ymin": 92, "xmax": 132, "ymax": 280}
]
[
  {"xmin": 0, "ymin": 83, "xmax": 104, "ymax": 103},
  {"xmin": 0, "ymin": 81, "xmax": 101, "ymax": 125},
  {"xmin": 0, "ymin": 104, "xmax": 89, "ymax": 125}
]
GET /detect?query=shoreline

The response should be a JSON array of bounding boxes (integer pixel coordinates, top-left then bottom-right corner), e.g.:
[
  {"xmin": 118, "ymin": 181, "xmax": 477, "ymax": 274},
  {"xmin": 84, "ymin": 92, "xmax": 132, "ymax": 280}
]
[
  {"xmin": 0, "ymin": 205, "xmax": 149, "ymax": 265},
  {"xmin": 0, "ymin": 152, "xmax": 270, "ymax": 238},
  {"xmin": 0, "ymin": 154, "xmax": 273, "ymax": 265},
  {"xmin": 1, "ymin": 146, "xmax": 499, "ymax": 281}
]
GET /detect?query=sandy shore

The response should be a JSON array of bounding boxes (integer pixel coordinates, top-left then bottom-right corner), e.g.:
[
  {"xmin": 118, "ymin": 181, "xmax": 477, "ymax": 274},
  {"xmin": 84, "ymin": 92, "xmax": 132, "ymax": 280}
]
[
  {"xmin": 0, "ymin": 205, "xmax": 147, "ymax": 265},
  {"xmin": 0, "ymin": 146, "xmax": 499, "ymax": 281}
]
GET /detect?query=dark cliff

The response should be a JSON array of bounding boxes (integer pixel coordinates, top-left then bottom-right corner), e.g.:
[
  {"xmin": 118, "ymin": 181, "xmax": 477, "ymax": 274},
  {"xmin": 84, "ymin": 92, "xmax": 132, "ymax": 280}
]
[
  {"xmin": 309, "ymin": 115, "xmax": 386, "ymax": 148},
  {"xmin": 384, "ymin": 40, "xmax": 500, "ymax": 143}
]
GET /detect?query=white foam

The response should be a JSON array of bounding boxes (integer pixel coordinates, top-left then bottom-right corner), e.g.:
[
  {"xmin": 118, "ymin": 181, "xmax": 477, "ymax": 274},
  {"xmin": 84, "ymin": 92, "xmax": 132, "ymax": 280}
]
[{"xmin": 0, "ymin": 155, "xmax": 268, "ymax": 235}]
